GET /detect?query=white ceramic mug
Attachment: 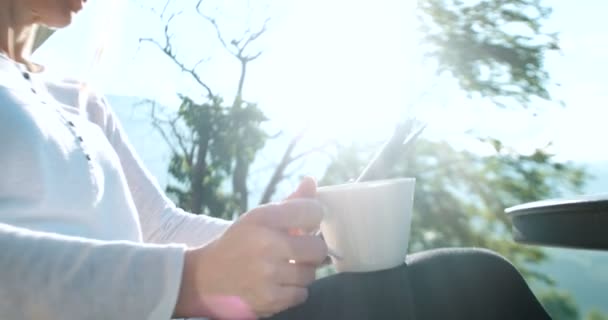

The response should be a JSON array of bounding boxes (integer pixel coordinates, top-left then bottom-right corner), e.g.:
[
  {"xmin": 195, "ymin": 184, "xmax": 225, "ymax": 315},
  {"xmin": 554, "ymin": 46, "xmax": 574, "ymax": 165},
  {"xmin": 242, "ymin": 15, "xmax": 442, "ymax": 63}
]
[{"xmin": 317, "ymin": 178, "xmax": 416, "ymax": 272}]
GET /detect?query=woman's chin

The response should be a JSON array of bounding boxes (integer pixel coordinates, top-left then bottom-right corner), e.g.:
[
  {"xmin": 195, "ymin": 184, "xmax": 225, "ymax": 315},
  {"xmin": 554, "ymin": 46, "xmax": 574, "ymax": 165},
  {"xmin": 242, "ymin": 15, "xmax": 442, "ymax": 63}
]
[{"xmin": 42, "ymin": 14, "xmax": 74, "ymax": 29}]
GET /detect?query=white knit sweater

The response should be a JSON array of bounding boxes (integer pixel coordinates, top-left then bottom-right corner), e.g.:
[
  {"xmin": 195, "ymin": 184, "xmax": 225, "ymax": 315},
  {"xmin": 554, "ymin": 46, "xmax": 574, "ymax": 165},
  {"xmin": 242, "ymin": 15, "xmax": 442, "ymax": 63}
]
[{"xmin": 0, "ymin": 54, "xmax": 231, "ymax": 319}]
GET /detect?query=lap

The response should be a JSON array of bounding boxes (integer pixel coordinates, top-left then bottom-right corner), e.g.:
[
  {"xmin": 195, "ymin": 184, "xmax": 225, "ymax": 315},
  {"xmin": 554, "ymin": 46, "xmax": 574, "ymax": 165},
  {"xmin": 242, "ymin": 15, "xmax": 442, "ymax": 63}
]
[
  {"xmin": 270, "ymin": 263, "xmax": 415, "ymax": 320},
  {"xmin": 268, "ymin": 248, "xmax": 550, "ymax": 320},
  {"xmin": 406, "ymin": 248, "xmax": 549, "ymax": 319}
]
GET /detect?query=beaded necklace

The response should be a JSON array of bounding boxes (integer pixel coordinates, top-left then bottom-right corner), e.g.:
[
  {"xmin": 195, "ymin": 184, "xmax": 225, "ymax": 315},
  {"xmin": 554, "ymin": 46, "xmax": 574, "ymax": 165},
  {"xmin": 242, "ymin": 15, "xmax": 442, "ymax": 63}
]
[{"xmin": 0, "ymin": 52, "xmax": 92, "ymax": 161}]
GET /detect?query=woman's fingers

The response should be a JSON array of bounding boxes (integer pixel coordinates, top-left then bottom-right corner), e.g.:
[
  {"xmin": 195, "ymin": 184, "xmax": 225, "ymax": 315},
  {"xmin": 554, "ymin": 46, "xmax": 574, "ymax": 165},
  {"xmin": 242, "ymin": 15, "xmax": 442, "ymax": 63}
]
[
  {"xmin": 283, "ymin": 234, "xmax": 328, "ymax": 265},
  {"xmin": 251, "ymin": 199, "xmax": 324, "ymax": 233},
  {"xmin": 277, "ymin": 262, "xmax": 317, "ymax": 287},
  {"xmin": 257, "ymin": 285, "xmax": 310, "ymax": 319},
  {"xmin": 275, "ymin": 286, "xmax": 309, "ymax": 308},
  {"xmin": 285, "ymin": 176, "xmax": 317, "ymax": 200}
]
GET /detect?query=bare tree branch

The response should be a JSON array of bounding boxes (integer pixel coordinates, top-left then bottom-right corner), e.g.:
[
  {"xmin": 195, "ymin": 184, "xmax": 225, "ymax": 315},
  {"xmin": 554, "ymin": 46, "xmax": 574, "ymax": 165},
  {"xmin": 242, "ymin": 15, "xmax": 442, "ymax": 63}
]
[
  {"xmin": 140, "ymin": 0, "xmax": 281, "ymax": 216},
  {"xmin": 140, "ymin": 37, "xmax": 215, "ymax": 98},
  {"xmin": 284, "ymin": 161, "xmax": 308, "ymax": 180},
  {"xmin": 196, "ymin": 1, "xmax": 231, "ymax": 53},
  {"xmin": 196, "ymin": 3, "xmax": 268, "ymax": 62},
  {"xmin": 268, "ymin": 130, "xmax": 283, "ymax": 139},
  {"xmin": 139, "ymin": 5, "xmax": 215, "ymax": 98},
  {"xmin": 238, "ymin": 18, "xmax": 269, "ymax": 57},
  {"xmin": 259, "ymin": 132, "xmax": 305, "ymax": 204},
  {"xmin": 258, "ymin": 134, "xmax": 335, "ymax": 204},
  {"xmin": 233, "ymin": 61, "xmax": 247, "ymax": 106},
  {"xmin": 193, "ymin": 1, "xmax": 269, "ymax": 108},
  {"xmin": 290, "ymin": 141, "xmax": 336, "ymax": 163},
  {"xmin": 192, "ymin": 57, "xmax": 210, "ymax": 72},
  {"xmin": 247, "ymin": 51, "xmax": 263, "ymax": 61},
  {"xmin": 161, "ymin": 0, "xmax": 172, "ymax": 17},
  {"xmin": 190, "ymin": 8, "xmax": 271, "ymax": 213}
]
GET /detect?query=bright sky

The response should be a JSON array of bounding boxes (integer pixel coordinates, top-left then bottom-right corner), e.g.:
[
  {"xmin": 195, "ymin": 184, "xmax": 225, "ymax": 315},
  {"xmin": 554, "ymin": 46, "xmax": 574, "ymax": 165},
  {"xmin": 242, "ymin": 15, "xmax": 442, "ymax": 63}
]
[{"xmin": 33, "ymin": 0, "xmax": 608, "ymax": 163}]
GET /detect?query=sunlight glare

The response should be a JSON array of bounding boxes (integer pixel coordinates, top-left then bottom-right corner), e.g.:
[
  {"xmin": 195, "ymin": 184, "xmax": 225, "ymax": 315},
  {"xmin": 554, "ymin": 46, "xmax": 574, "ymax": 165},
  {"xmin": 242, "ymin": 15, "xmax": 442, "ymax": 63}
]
[{"xmin": 254, "ymin": 0, "xmax": 421, "ymax": 146}]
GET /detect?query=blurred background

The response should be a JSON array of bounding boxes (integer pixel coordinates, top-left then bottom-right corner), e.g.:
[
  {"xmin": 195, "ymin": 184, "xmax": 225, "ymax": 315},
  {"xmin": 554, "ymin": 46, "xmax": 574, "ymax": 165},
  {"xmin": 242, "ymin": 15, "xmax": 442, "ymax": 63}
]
[{"xmin": 34, "ymin": 0, "xmax": 608, "ymax": 318}]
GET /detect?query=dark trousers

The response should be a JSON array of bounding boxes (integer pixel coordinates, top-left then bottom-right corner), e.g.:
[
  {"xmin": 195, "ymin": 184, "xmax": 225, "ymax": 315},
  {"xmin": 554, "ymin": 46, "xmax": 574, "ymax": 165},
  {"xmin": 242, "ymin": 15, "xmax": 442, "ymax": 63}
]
[{"xmin": 268, "ymin": 248, "xmax": 551, "ymax": 320}]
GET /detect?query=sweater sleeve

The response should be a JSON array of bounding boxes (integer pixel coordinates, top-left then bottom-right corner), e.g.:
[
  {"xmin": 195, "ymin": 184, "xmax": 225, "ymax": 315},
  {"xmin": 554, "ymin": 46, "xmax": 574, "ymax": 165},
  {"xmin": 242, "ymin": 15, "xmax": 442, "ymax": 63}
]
[
  {"xmin": 86, "ymin": 94, "xmax": 231, "ymax": 247},
  {"xmin": 0, "ymin": 222, "xmax": 185, "ymax": 320}
]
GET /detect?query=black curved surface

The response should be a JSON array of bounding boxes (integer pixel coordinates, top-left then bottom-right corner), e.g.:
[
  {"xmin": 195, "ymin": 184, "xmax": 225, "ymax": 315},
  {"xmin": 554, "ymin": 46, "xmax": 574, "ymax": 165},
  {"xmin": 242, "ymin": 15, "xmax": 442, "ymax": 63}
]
[{"xmin": 505, "ymin": 194, "xmax": 608, "ymax": 250}]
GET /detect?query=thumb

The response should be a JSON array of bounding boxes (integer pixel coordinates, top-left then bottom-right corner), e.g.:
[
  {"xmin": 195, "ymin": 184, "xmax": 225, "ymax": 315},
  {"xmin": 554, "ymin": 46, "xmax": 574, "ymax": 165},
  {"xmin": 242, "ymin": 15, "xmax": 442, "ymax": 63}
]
[
  {"xmin": 286, "ymin": 176, "xmax": 317, "ymax": 200},
  {"xmin": 286, "ymin": 177, "xmax": 318, "ymax": 236}
]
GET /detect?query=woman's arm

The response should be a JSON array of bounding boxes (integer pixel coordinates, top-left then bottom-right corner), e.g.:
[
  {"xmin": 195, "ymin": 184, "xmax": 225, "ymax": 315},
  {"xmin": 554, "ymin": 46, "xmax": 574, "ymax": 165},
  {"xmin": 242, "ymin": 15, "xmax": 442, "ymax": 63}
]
[
  {"xmin": 0, "ymin": 222, "xmax": 185, "ymax": 320},
  {"xmin": 86, "ymin": 93, "xmax": 231, "ymax": 246}
]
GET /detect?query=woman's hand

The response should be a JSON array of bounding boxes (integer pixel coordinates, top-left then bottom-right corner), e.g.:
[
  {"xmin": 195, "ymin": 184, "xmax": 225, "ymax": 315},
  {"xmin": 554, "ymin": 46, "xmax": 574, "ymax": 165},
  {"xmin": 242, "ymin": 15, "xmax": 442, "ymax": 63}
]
[{"xmin": 174, "ymin": 178, "xmax": 327, "ymax": 319}]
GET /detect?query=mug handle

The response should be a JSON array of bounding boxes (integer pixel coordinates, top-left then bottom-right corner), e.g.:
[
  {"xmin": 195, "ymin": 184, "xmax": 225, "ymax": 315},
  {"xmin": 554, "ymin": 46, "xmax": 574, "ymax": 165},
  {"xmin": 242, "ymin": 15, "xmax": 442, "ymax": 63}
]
[{"xmin": 314, "ymin": 230, "xmax": 343, "ymax": 261}]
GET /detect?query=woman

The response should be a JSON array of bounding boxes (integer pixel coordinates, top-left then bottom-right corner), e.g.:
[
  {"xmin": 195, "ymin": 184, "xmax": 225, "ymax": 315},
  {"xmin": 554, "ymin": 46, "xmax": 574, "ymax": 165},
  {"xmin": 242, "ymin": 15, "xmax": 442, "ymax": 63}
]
[{"xmin": 0, "ymin": 1, "xmax": 550, "ymax": 319}]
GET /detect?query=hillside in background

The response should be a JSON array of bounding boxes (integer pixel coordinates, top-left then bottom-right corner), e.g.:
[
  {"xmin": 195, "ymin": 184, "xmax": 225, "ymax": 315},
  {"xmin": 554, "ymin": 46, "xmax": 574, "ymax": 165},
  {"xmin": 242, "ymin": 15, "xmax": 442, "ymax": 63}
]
[
  {"xmin": 107, "ymin": 94, "xmax": 608, "ymax": 315},
  {"xmin": 585, "ymin": 162, "xmax": 608, "ymax": 194},
  {"xmin": 535, "ymin": 248, "xmax": 608, "ymax": 315}
]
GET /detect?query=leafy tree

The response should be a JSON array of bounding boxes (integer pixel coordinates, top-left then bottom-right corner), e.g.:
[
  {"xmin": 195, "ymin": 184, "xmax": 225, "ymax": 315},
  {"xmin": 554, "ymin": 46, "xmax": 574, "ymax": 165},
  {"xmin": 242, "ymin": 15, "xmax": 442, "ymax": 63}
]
[
  {"xmin": 321, "ymin": 138, "xmax": 587, "ymax": 281},
  {"xmin": 417, "ymin": 0, "xmax": 559, "ymax": 107},
  {"xmin": 538, "ymin": 291, "xmax": 580, "ymax": 320},
  {"xmin": 149, "ymin": 95, "xmax": 268, "ymax": 218},
  {"xmin": 139, "ymin": 0, "xmax": 324, "ymax": 218},
  {"xmin": 137, "ymin": 0, "xmax": 562, "ymax": 219}
]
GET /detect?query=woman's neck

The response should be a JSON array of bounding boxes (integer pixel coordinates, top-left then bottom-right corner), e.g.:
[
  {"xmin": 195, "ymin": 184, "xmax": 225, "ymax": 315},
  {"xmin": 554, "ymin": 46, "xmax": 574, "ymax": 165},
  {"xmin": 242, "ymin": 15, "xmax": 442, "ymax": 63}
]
[{"xmin": 0, "ymin": 0, "xmax": 36, "ymax": 64}]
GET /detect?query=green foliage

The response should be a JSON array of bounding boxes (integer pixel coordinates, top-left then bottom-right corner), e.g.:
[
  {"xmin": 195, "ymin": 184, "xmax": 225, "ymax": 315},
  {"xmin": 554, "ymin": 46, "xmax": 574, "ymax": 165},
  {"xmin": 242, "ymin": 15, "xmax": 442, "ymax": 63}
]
[
  {"xmin": 321, "ymin": 138, "xmax": 588, "ymax": 281},
  {"xmin": 586, "ymin": 310, "xmax": 608, "ymax": 320},
  {"xmin": 538, "ymin": 290, "xmax": 608, "ymax": 320},
  {"xmin": 539, "ymin": 290, "xmax": 580, "ymax": 320},
  {"xmin": 164, "ymin": 95, "xmax": 268, "ymax": 218},
  {"xmin": 418, "ymin": 0, "xmax": 559, "ymax": 106},
  {"xmin": 151, "ymin": 0, "xmax": 563, "ymax": 220}
]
